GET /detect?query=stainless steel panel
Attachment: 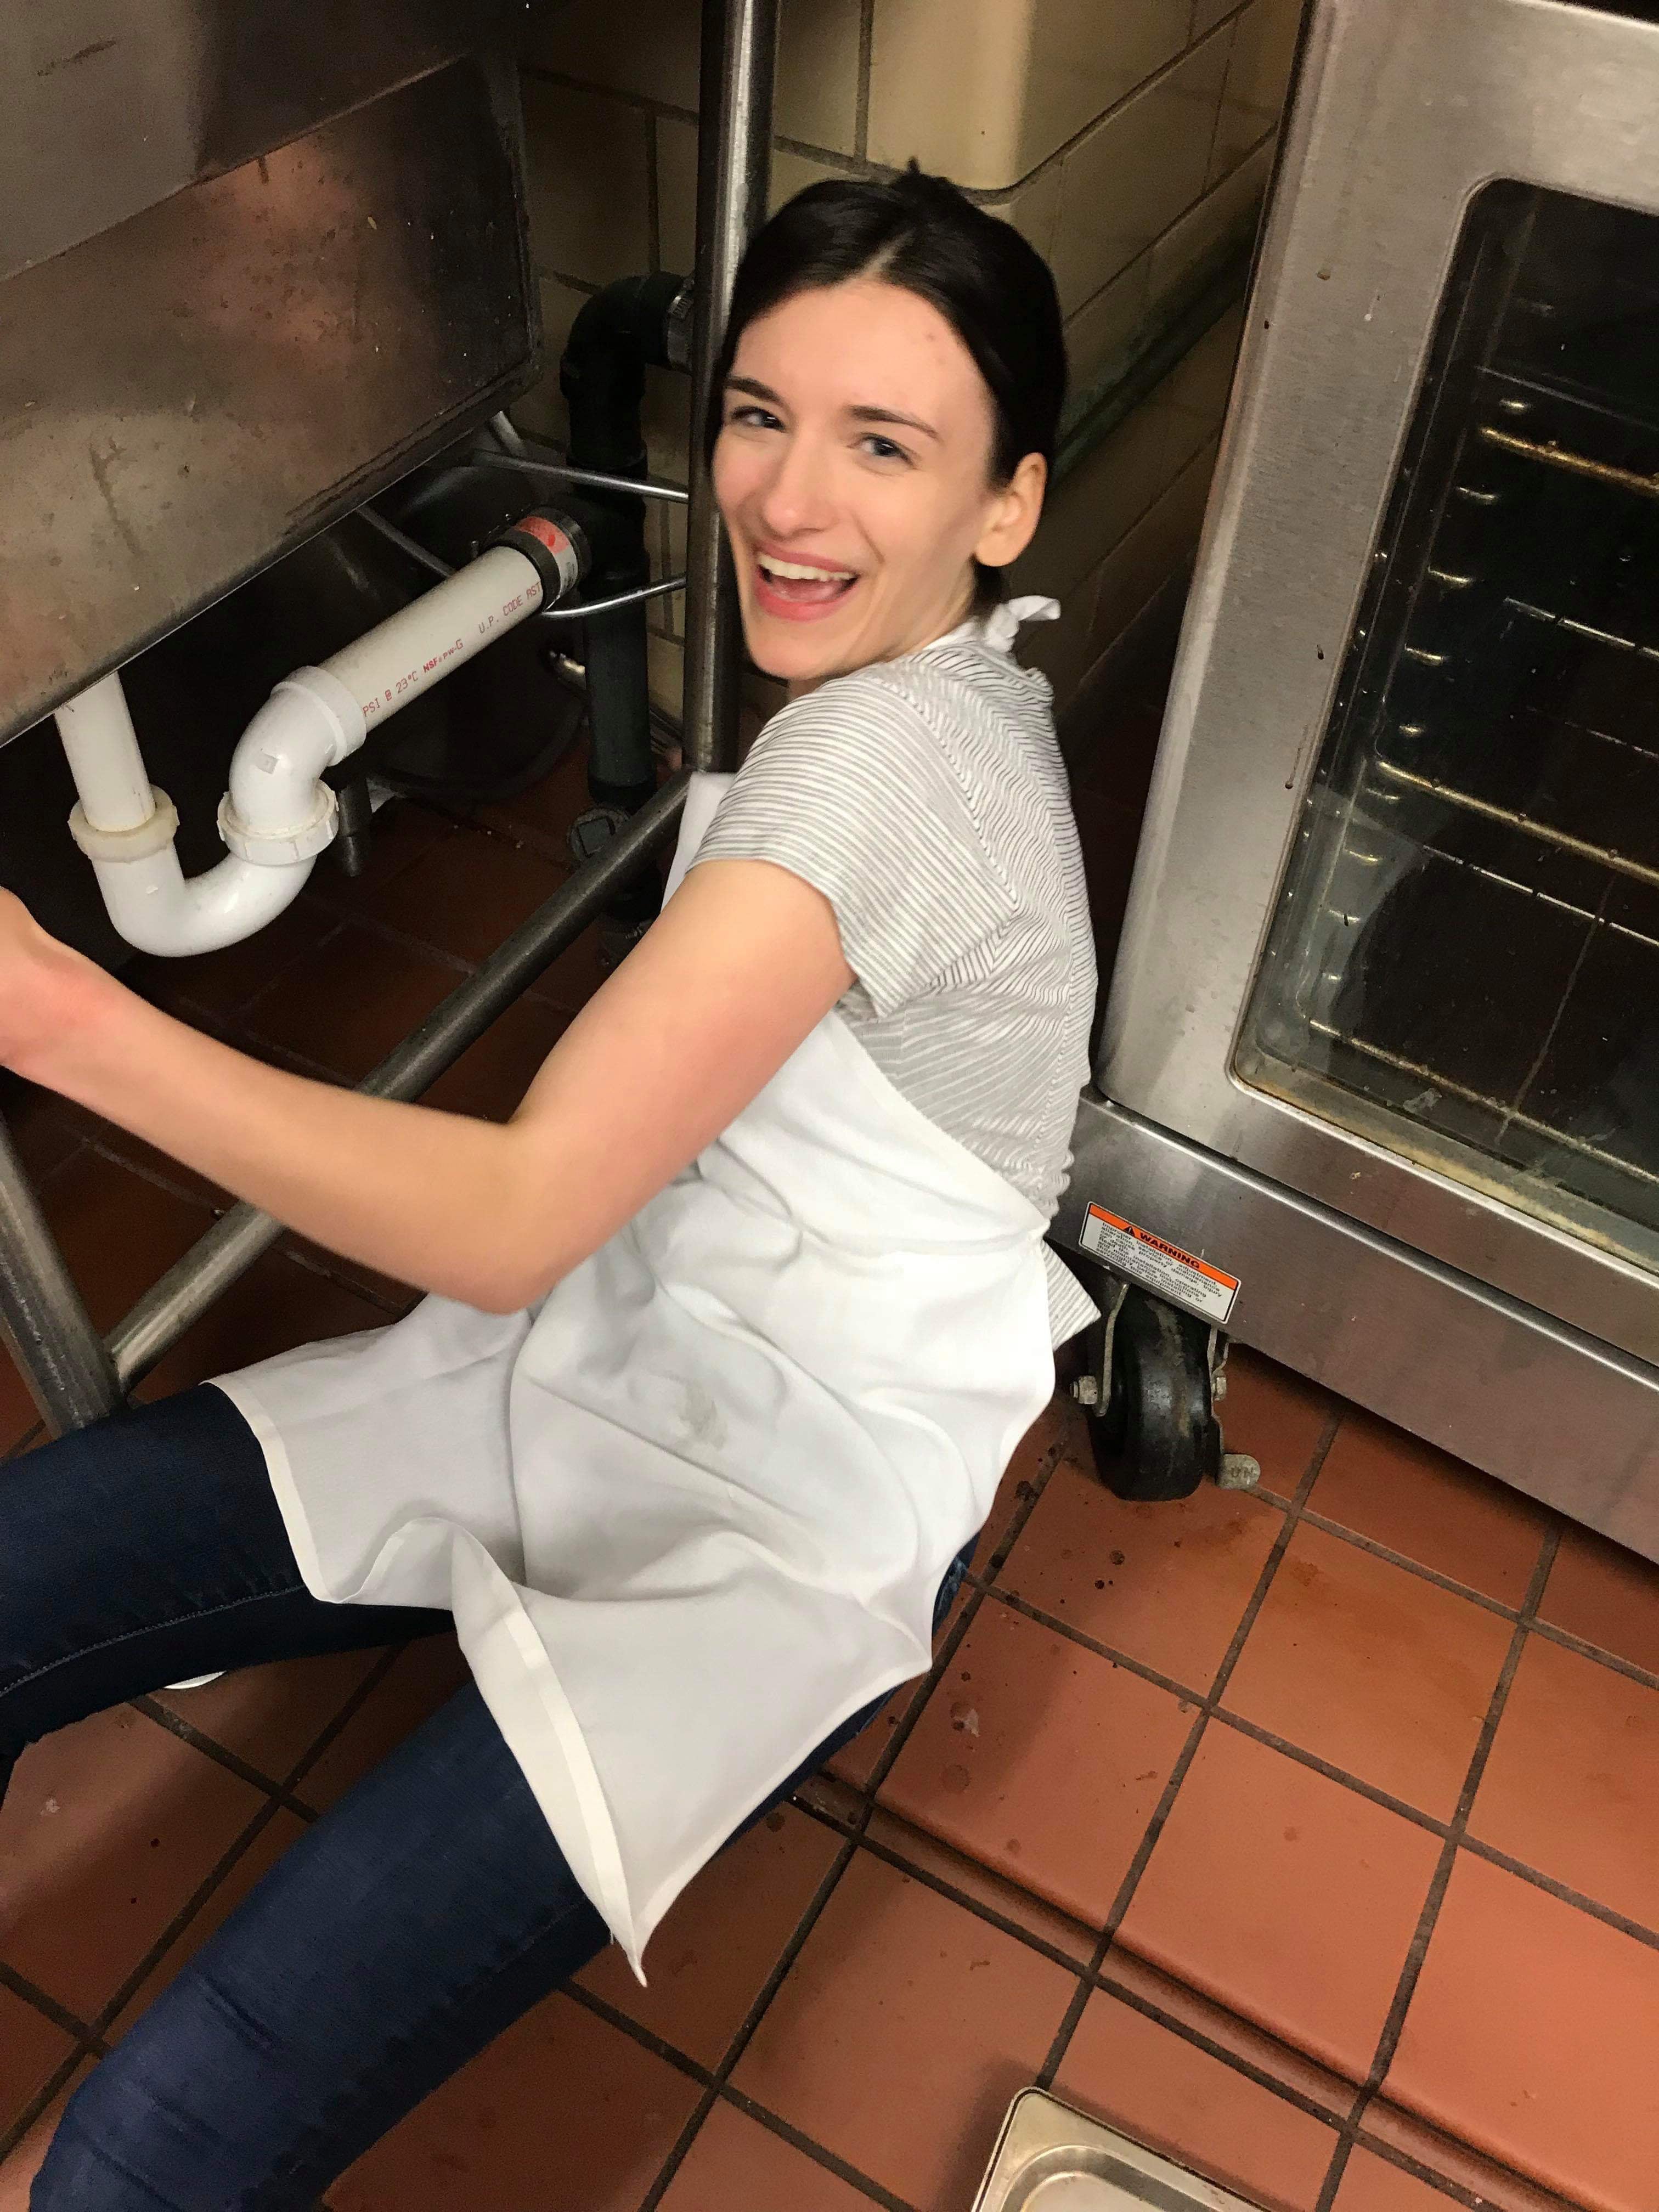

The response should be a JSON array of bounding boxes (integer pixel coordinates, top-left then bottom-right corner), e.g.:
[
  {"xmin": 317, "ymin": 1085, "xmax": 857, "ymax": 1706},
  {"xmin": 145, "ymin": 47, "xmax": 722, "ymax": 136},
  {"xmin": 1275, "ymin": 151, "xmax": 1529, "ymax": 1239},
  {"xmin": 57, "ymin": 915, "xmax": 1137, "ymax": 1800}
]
[
  {"xmin": 3, "ymin": 0, "xmax": 515, "ymax": 282},
  {"xmin": 1097, "ymin": 0, "xmax": 1659, "ymax": 1366},
  {"xmin": 1, "ymin": 56, "xmax": 538, "ymax": 747},
  {"xmin": 1054, "ymin": 1094, "xmax": 1659, "ymax": 1560}
]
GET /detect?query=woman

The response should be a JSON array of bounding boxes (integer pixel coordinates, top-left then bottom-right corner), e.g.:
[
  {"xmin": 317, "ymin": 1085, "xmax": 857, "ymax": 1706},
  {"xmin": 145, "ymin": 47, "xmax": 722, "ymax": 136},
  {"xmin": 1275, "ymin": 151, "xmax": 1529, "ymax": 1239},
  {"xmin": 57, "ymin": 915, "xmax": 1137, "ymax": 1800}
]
[{"xmin": 1, "ymin": 166, "xmax": 1094, "ymax": 2205}]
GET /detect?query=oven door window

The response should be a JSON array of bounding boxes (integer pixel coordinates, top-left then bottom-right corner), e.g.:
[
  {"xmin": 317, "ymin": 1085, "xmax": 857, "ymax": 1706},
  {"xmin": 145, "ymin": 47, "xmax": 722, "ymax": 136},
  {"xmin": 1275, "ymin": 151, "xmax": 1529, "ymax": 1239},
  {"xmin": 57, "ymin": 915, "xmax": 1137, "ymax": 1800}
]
[{"xmin": 1238, "ymin": 179, "xmax": 1659, "ymax": 1263}]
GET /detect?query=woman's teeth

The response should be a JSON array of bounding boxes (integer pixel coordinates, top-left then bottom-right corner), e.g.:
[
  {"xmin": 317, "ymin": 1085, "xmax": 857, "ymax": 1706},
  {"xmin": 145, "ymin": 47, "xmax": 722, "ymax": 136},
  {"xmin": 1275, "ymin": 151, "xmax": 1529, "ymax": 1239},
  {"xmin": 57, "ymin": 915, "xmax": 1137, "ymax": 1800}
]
[{"xmin": 754, "ymin": 553, "xmax": 857, "ymax": 607}]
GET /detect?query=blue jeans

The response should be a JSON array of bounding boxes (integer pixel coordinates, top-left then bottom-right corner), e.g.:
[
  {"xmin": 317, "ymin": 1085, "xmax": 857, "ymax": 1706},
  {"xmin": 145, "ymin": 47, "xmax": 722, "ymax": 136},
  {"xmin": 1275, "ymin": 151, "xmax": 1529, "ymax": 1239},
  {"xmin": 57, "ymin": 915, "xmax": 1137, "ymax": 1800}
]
[{"xmin": 2, "ymin": 1386, "xmax": 969, "ymax": 2209}]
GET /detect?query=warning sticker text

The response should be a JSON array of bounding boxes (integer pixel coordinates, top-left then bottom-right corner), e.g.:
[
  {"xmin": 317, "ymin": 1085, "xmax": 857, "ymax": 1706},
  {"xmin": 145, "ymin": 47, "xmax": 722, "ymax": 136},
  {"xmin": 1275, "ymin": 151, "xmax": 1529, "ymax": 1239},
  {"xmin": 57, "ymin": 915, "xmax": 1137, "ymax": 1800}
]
[{"xmin": 1079, "ymin": 1204, "xmax": 1240, "ymax": 1325}]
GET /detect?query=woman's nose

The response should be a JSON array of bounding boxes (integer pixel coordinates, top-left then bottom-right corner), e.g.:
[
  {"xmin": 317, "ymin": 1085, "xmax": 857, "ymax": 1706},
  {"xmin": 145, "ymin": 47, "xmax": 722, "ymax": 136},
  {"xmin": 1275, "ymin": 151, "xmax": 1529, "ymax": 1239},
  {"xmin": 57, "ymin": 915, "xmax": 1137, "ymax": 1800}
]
[{"xmin": 754, "ymin": 435, "xmax": 835, "ymax": 538}]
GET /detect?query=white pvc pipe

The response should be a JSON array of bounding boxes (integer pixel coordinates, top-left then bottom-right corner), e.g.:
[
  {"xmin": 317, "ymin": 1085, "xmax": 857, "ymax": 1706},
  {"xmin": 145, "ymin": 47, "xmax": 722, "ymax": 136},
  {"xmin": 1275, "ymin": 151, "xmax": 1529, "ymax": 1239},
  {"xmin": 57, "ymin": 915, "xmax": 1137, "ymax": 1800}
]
[
  {"xmin": 323, "ymin": 544, "xmax": 544, "ymax": 728},
  {"xmin": 86, "ymin": 839, "xmax": 317, "ymax": 959},
  {"xmin": 53, "ymin": 539, "xmax": 555, "ymax": 960},
  {"xmin": 53, "ymin": 678, "xmax": 155, "ymax": 832}
]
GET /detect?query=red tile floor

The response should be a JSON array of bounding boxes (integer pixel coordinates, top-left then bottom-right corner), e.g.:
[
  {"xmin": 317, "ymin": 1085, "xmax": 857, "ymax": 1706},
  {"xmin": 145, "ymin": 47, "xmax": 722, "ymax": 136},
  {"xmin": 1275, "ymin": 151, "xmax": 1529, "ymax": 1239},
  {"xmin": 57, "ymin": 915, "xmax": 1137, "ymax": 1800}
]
[{"xmin": 3, "ymin": 701, "xmax": 1658, "ymax": 2212}]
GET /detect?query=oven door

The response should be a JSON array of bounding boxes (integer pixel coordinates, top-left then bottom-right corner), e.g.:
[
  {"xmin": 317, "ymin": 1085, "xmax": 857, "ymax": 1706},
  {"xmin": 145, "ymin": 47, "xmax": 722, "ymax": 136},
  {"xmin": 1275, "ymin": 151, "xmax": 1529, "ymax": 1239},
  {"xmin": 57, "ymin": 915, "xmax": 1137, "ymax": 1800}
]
[{"xmin": 1090, "ymin": 0, "xmax": 1659, "ymax": 1383}]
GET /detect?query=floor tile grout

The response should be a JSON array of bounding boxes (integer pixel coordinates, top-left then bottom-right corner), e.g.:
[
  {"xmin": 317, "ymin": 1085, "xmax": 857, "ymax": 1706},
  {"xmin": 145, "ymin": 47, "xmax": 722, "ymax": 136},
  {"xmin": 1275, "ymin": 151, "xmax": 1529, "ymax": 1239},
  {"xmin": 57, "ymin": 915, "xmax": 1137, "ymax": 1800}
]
[
  {"xmin": 1330, "ymin": 1526, "xmax": 1565, "ymax": 2195},
  {"xmin": 1035, "ymin": 1408, "xmax": 1345, "ymax": 2091},
  {"xmin": 713, "ymin": 2086, "xmax": 918, "ymax": 2212},
  {"xmin": 1347, "ymin": 2121, "xmax": 1582, "ymax": 2212},
  {"xmin": 794, "ymin": 1748, "xmax": 1640, "ymax": 2211},
  {"xmin": 855, "ymin": 1416, "xmax": 1075, "ymax": 1808},
  {"xmin": 0, "ymin": 1958, "xmax": 89, "ymax": 2046},
  {"xmin": 1455, "ymin": 1833, "xmax": 1659, "ymax": 1955},
  {"xmin": 561, "ymin": 1982, "xmax": 714, "ymax": 2092},
  {"xmin": 62, "ymin": 1645, "xmax": 414, "ymax": 2056},
  {"xmin": 1526, "ymin": 1613, "xmax": 1659, "ymax": 1696},
  {"xmin": 1289, "ymin": 1505, "xmax": 1542, "ymax": 1625},
  {"xmin": 82, "ymin": 1791, "xmax": 297, "ymax": 2046},
  {"xmin": 983, "ymin": 1579, "xmax": 1451, "ymax": 1835},
  {"xmin": 128, "ymin": 1695, "xmax": 322, "ymax": 1822},
  {"xmin": 279, "ymin": 1644, "xmax": 412, "ymax": 1806},
  {"xmin": 0, "ymin": 2044, "xmax": 88, "ymax": 2168},
  {"xmin": 634, "ymin": 1810, "xmax": 869, "ymax": 2208}
]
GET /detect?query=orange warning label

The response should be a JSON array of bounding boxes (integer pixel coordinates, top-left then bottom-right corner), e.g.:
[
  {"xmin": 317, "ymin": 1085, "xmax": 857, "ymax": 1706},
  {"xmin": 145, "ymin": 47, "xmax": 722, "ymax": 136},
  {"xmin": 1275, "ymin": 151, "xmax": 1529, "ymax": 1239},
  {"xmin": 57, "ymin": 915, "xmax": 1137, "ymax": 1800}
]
[{"xmin": 1080, "ymin": 1203, "xmax": 1239, "ymax": 1324}]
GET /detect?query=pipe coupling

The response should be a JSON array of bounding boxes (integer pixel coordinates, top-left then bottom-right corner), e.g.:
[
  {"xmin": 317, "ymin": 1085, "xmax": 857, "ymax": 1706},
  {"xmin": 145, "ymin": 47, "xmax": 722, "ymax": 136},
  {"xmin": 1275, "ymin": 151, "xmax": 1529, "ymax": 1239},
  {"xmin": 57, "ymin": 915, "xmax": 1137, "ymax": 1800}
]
[
  {"xmin": 217, "ymin": 784, "xmax": 338, "ymax": 866},
  {"xmin": 68, "ymin": 786, "xmax": 180, "ymax": 864}
]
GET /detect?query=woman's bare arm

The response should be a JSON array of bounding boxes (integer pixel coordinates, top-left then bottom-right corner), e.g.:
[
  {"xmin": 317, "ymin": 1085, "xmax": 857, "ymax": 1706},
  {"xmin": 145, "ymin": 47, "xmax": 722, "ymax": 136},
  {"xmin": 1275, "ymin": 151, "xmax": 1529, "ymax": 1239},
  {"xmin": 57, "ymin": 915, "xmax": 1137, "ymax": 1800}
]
[{"xmin": 0, "ymin": 857, "xmax": 853, "ymax": 1312}]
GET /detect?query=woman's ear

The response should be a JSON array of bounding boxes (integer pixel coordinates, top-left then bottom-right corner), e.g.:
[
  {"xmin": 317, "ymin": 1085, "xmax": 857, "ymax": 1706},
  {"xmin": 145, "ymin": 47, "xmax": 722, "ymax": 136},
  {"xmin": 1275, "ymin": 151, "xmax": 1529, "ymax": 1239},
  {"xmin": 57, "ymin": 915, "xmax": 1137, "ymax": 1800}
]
[{"xmin": 974, "ymin": 452, "xmax": 1048, "ymax": 573}]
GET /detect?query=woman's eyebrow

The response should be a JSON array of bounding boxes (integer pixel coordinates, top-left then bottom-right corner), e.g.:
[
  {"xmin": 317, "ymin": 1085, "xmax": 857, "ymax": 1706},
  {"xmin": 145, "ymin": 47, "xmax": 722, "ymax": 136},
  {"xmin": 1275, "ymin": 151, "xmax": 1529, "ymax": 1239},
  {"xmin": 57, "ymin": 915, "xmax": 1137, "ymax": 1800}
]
[
  {"xmin": 724, "ymin": 376, "xmax": 940, "ymax": 442},
  {"xmin": 847, "ymin": 404, "xmax": 940, "ymax": 442}
]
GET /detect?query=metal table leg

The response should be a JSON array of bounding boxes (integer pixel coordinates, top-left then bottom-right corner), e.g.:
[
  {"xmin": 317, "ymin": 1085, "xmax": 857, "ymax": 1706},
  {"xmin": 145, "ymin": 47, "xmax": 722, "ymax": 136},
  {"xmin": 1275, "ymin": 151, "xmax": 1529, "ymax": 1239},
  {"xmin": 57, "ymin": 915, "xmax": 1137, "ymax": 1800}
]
[
  {"xmin": 0, "ymin": 1111, "xmax": 121, "ymax": 1433},
  {"xmin": 683, "ymin": 0, "xmax": 778, "ymax": 775}
]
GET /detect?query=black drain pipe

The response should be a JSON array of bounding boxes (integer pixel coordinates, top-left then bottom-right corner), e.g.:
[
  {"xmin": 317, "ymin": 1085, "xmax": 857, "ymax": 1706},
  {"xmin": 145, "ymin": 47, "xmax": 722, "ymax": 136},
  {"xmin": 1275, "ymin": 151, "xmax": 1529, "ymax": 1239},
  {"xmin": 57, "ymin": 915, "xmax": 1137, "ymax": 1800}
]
[{"xmin": 560, "ymin": 271, "xmax": 687, "ymax": 817}]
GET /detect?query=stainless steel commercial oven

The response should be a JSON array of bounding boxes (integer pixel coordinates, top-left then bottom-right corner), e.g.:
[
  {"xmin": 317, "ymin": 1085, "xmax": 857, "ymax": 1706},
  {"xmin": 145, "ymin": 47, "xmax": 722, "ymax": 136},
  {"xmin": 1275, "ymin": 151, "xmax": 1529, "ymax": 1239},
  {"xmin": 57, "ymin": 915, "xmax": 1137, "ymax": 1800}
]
[{"xmin": 1054, "ymin": 0, "xmax": 1659, "ymax": 1558}]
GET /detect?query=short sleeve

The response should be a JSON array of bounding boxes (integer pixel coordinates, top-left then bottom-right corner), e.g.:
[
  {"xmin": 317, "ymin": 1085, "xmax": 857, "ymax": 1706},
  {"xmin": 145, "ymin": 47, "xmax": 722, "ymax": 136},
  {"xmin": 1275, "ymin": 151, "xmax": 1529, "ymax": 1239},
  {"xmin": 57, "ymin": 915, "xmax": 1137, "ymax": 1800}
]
[{"xmin": 689, "ymin": 668, "xmax": 1017, "ymax": 1017}]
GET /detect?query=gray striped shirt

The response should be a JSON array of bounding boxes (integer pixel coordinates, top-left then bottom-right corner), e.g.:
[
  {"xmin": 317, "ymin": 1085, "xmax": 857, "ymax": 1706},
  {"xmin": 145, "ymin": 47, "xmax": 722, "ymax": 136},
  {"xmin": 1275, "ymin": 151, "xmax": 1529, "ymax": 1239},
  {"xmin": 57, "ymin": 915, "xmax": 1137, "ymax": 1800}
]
[{"xmin": 692, "ymin": 610, "xmax": 1098, "ymax": 1346}]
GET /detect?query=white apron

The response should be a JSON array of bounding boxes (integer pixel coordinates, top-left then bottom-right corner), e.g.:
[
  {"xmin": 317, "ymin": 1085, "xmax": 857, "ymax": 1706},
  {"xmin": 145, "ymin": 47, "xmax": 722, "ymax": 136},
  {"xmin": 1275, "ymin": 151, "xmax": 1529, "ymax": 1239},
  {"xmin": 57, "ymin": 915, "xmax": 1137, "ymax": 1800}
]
[{"xmin": 213, "ymin": 763, "xmax": 1056, "ymax": 1976}]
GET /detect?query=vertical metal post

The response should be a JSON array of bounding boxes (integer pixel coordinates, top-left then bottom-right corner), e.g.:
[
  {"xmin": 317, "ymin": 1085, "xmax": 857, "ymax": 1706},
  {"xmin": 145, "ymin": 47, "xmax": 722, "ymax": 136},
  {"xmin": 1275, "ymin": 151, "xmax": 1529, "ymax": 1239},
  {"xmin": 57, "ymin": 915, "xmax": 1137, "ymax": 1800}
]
[
  {"xmin": 682, "ymin": 0, "xmax": 778, "ymax": 773},
  {"xmin": 0, "ymin": 1111, "xmax": 120, "ymax": 1434}
]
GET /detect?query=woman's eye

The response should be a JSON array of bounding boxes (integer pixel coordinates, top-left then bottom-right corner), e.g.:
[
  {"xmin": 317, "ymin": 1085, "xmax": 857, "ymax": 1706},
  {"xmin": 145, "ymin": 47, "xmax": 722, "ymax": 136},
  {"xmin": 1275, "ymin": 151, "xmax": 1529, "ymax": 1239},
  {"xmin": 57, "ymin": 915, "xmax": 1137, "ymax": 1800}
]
[
  {"xmin": 728, "ymin": 405, "xmax": 783, "ymax": 431},
  {"xmin": 859, "ymin": 434, "xmax": 913, "ymax": 465}
]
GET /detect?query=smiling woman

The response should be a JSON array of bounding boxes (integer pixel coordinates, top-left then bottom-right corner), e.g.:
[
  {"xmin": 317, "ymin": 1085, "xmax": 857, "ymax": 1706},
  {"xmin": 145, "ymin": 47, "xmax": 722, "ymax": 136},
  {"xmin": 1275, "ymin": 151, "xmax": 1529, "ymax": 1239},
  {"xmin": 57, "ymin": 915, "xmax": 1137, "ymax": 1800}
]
[
  {"xmin": 709, "ymin": 165, "xmax": 1065, "ymax": 691},
  {"xmin": 1, "ymin": 167, "xmax": 1092, "ymax": 2209}
]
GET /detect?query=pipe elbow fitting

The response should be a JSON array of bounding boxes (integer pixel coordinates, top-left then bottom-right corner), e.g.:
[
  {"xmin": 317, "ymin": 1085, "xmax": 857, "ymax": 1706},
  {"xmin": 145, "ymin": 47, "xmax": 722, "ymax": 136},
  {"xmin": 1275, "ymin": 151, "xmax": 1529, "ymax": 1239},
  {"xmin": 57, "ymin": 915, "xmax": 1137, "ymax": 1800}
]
[{"xmin": 221, "ymin": 667, "xmax": 366, "ymax": 866}]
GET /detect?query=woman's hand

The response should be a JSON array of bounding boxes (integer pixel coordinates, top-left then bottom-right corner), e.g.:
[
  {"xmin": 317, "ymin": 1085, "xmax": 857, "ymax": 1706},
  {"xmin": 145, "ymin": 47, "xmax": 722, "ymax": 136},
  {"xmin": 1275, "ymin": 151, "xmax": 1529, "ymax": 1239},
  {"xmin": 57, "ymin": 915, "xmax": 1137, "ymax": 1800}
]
[{"xmin": 0, "ymin": 891, "xmax": 110, "ymax": 1082}]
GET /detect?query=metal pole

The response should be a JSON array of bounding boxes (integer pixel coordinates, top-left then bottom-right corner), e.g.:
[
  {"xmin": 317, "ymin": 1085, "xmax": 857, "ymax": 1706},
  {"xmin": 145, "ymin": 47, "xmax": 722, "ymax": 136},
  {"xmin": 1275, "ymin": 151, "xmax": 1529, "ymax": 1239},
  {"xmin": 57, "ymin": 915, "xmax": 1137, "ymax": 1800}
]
[
  {"xmin": 682, "ymin": 0, "xmax": 778, "ymax": 774},
  {"xmin": 108, "ymin": 772, "xmax": 690, "ymax": 1390},
  {"xmin": 0, "ymin": 1112, "xmax": 121, "ymax": 1431}
]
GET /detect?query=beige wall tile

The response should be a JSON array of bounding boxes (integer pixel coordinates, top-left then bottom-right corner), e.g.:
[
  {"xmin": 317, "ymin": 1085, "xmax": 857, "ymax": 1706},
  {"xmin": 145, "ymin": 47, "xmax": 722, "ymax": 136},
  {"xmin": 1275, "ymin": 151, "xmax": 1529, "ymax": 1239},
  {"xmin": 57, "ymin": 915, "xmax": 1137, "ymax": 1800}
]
[
  {"xmin": 657, "ymin": 113, "xmax": 699, "ymax": 275},
  {"xmin": 523, "ymin": 77, "xmax": 653, "ymax": 287},
  {"xmin": 985, "ymin": 160, "xmax": 1066, "ymax": 264},
  {"xmin": 769, "ymin": 146, "xmax": 853, "ymax": 208},
  {"xmin": 777, "ymin": 0, "xmax": 867, "ymax": 154},
  {"xmin": 1013, "ymin": 393, "xmax": 1172, "ymax": 607},
  {"xmin": 1151, "ymin": 301, "xmax": 1244, "ymax": 477},
  {"xmin": 522, "ymin": 0, "xmax": 864, "ymax": 152},
  {"xmin": 870, "ymin": 0, "xmax": 1191, "ymax": 189},
  {"xmin": 523, "ymin": 0, "xmax": 699, "ymax": 109},
  {"xmin": 1019, "ymin": 0, "xmax": 1195, "ymax": 180},
  {"xmin": 1088, "ymin": 435, "xmax": 1218, "ymax": 652},
  {"xmin": 1049, "ymin": 27, "xmax": 1237, "ymax": 316},
  {"xmin": 1148, "ymin": 137, "xmax": 1272, "ymax": 302},
  {"xmin": 1192, "ymin": 0, "xmax": 1243, "ymax": 37},
  {"xmin": 868, "ymin": 0, "xmax": 1035, "ymax": 188},
  {"xmin": 1065, "ymin": 254, "xmax": 1152, "ymax": 403},
  {"xmin": 1207, "ymin": 0, "xmax": 1302, "ymax": 185},
  {"xmin": 659, "ymin": 121, "xmax": 856, "ymax": 281}
]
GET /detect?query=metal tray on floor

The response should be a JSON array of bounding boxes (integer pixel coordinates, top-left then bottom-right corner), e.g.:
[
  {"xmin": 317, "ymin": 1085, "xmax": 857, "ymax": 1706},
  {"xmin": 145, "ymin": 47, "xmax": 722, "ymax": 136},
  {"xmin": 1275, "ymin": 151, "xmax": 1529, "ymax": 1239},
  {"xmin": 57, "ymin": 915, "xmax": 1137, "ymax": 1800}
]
[{"xmin": 972, "ymin": 2090, "xmax": 1267, "ymax": 2212}]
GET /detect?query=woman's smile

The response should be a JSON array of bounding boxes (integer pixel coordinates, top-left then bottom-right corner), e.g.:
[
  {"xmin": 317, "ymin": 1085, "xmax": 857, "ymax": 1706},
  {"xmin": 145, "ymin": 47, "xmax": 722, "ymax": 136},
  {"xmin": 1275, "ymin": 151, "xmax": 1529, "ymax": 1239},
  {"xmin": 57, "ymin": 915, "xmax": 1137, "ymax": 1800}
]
[{"xmin": 751, "ymin": 544, "xmax": 862, "ymax": 621}]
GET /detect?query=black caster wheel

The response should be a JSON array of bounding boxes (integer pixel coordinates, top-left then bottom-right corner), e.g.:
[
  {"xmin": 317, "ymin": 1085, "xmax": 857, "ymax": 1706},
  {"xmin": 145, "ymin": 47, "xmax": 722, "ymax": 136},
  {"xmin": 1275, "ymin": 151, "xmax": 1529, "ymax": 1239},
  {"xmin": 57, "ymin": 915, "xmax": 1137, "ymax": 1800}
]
[{"xmin": 1079, "ymin": 1282, "xmax": 1222, "ymax": 1502}]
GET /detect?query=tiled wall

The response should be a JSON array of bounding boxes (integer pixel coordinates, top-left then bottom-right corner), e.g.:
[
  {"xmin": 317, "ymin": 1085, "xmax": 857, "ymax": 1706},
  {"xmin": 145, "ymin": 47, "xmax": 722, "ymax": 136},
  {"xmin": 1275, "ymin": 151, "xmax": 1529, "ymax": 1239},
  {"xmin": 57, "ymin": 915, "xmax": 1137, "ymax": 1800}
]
[{"xmin": 515, "ymin": 0, "xmax": 1302, "ymax": 718}]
